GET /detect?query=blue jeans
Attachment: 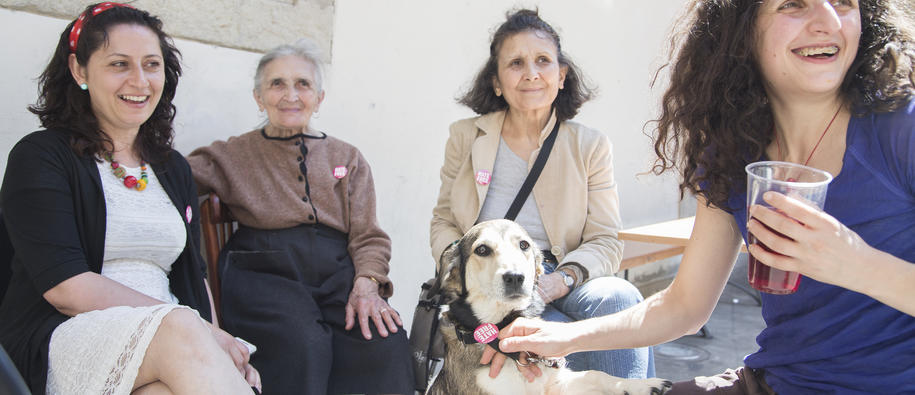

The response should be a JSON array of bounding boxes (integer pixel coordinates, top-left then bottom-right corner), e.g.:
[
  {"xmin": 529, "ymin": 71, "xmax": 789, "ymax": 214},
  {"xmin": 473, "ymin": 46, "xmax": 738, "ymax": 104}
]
[{"xmin": 541, "ymin": 262, "xmax": 655, "ymax": 378}]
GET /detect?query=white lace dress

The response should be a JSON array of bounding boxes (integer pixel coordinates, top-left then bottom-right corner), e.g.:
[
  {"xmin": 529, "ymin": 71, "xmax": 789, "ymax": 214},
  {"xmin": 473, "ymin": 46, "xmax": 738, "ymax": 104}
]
[{"xmin": 46, "ymin": 160, "xmax": 190, "ymax": 395}]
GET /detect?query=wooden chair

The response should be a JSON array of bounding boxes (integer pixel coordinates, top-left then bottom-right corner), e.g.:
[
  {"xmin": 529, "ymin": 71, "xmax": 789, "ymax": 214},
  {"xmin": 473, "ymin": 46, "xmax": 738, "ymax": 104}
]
[{"xmin": 199, "ymin": 193, "xmax": 237, "ymax": 321}]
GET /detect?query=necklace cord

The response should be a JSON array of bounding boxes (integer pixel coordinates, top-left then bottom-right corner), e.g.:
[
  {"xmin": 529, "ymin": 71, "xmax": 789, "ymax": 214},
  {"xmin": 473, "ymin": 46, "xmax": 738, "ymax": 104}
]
[{"xmin": 775, "ymin": 106, "xmax": 842, "ymax": 167}]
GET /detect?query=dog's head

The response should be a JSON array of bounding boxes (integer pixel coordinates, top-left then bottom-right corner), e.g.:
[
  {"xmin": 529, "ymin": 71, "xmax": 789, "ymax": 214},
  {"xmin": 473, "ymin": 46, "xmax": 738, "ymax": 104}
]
[{"xmin": 438, "ymin": 219, "xmax": 544, "ymax": 323}]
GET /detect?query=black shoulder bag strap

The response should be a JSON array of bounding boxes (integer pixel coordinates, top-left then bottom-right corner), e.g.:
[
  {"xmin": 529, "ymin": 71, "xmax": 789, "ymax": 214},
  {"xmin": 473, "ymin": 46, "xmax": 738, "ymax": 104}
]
[{"xmin": 504, "ymin": 118, "xmax": 561, "ymax": 221}]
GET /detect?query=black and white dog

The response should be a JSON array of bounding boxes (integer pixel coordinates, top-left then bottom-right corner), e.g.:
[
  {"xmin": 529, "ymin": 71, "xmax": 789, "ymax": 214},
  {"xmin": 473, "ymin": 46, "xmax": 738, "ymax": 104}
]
[{"xmin": 426, "ymin": 219, "xmax": 671, "ymax": 395}]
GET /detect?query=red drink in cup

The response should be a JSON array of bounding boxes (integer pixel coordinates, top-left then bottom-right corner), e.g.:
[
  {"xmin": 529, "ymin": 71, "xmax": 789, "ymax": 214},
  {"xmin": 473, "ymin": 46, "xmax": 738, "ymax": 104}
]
[
  {"xmin": 746, "ymin": 223, "xmax": 800, "ymax": 294},
  {"xmin": 745, "ymin": 161, "xmax": 832, "ymax": 294}
]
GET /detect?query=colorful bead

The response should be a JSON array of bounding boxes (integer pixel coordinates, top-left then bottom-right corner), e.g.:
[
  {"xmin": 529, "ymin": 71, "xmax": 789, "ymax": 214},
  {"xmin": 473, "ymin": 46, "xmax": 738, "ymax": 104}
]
[
  {"xmin": 104, "ymin": 152, "xmax": 147, "ymax": 192},
  {"xmin": 123, "ymin": 175, "xmax": 137, "ymax": 188}
]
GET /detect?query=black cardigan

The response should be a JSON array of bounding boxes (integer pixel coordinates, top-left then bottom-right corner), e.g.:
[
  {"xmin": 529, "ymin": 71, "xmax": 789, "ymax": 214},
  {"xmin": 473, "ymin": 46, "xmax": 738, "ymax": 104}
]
[{"xmin": 0, "ymin": 129, "xmax": 211, "ymax": 392}]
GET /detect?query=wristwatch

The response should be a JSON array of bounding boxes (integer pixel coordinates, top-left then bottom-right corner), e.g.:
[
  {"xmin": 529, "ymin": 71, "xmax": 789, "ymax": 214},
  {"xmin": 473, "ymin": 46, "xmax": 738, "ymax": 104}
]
[{"xmin": 557, "ymin": 269, "xmax": 575, "ymax": 289}]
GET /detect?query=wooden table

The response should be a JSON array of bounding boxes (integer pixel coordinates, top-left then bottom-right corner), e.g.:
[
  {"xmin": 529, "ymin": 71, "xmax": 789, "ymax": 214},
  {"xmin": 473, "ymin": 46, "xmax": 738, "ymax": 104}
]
[
  {"xmin": 619, "ymin": 216, "xmax": 747, "ymax": 270},
  {"xmin": 618, "ymin": 216, "xmax": 759, "ymax": 311},
  {"xmin": 619, "ymin": 216, "xmax": 695, "ymax": 271}
]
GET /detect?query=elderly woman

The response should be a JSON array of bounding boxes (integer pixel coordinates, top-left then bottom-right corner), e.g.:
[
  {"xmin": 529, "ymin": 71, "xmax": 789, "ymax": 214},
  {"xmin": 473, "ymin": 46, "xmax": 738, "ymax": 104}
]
[
  {"xmin": 0, "ymin": 3, "xmax": 258, "ymax": 394},
  {"xmin": 430, "ymin": 9, "xmax": 653, "ymax": 380},
  {"xmin": 498, "ymin": 0, "xmax": 915, "ymax": 393},
  {"xmin": 187, "ymin": 39, "xmax": 413, "ymax": 394}
]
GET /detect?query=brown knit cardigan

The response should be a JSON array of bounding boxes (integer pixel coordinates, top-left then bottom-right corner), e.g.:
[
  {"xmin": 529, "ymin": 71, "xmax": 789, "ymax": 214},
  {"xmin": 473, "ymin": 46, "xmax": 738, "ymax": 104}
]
[{"xmin": 187, "ymin": 129, "xmax": 394, "ymax": 296}]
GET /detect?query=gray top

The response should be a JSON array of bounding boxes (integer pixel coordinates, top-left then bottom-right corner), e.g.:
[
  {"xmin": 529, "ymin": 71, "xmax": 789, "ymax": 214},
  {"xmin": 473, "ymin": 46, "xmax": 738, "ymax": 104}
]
[{"xmin": 477, "ymin": 137, "xmax": 551, "ymax": 251}]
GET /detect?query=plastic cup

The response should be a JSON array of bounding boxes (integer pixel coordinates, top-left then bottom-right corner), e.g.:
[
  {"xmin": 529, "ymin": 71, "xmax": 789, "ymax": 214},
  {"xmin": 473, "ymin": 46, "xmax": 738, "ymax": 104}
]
[{"xmin": 745, "ymin": 161, "xmax": 833, "ymax": 294}]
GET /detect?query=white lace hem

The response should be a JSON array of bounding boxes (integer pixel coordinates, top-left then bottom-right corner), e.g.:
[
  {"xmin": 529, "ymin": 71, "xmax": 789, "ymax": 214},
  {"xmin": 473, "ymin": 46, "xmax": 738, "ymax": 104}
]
[{"xmin": 47, "ymin": 304, "xmax": 191, "ymax": 395}]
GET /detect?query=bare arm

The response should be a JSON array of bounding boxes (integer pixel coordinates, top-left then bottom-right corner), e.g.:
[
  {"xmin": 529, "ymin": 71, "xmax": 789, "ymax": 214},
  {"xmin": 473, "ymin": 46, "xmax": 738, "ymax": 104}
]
[
  {"xmin": 499, "ymin": 197, "xmax": 744, "ymax": 356},
  {"xmin": 862, "ymin": 250, "xmax": 915, "ymax": 316},
  {"xmin": 43, "ymin": 272, "xmax": 170, "ymax": 317}
]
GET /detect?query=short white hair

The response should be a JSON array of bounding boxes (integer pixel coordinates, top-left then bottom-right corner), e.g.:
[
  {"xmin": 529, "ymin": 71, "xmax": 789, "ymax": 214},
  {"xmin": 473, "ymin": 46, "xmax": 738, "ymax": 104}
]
[{"xmin": 253, "ymin": 38, "xmax": 326, "ymax": 93}]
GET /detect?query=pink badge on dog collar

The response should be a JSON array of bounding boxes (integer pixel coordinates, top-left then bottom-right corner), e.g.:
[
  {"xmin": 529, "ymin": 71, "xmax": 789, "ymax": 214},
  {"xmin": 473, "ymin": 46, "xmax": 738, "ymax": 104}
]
[
  {"xmin": 473, "ymin": 323, "xmax": 499, "ymax": 344},
  {"xmin": 475, "ymin": 170, "xmax": 491, "ymax": 186},
  {"xmin": 333, "ymin": 166, "xmax": 347, "ymax": 179},
  {"xmin": 185, "ymin": 205, "xmax": 193, "ymax": 224}
]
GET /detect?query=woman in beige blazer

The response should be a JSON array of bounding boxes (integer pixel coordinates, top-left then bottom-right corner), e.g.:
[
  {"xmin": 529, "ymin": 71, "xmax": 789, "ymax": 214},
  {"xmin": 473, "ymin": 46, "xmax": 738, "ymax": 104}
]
[{"xmin": 430, "ymin": 9, "xmax": 653, "ymax": 380}]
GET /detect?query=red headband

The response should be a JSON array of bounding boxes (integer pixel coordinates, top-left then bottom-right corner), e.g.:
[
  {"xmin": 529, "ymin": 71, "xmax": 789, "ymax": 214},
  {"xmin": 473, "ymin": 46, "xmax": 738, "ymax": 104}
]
[{"xmin": 68, "ymin": 2, "xmax": 135, "ymax": 53}]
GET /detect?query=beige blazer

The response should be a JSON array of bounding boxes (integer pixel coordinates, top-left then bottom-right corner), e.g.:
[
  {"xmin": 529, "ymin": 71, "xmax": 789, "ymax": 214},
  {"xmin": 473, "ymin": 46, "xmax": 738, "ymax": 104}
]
[{"xmin": 430, "ymin": 110, "xmax": 624, "ymax": 280}]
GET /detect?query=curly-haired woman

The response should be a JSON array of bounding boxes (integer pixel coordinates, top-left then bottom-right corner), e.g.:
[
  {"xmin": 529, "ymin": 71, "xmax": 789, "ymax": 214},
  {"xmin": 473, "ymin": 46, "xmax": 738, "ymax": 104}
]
[
  {"xmin": 0, "ymin": 3, "xmax": 258, "ymax": 393},
  {"xmin": 496, "ymin": 0, "xmax": 915, "ymax": 393}
]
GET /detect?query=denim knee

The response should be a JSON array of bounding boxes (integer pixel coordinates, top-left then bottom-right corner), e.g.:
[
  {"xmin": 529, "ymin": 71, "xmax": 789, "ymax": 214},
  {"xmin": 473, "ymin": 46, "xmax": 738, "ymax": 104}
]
[{"xmin": 559, "ymin": 276, "xmax": 643, "ymax": 319}]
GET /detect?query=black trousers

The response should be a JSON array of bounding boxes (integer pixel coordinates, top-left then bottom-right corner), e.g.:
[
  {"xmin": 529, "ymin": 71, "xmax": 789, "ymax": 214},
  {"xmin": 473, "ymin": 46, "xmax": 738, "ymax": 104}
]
[{"xmin": 218, "ymin": 224, "xmax": 413, "ymax": 395}]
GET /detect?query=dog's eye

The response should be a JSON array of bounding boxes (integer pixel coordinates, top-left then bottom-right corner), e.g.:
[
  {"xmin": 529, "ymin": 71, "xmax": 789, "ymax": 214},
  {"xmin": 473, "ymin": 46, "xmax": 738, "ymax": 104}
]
[
  {"xmin": 519, "ymin": 240, "xmax": 530, "ymax": 251},
  {"xmin": 474, "ymin": 245, "xmax": 491, "ymax": 257}
]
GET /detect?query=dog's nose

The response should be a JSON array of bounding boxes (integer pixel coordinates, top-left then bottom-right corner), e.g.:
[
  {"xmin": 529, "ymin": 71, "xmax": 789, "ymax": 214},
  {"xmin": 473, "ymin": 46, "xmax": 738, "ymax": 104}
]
[{"xmin": 502, "ymin": 272, "xmax": 525, "ymax": 287}]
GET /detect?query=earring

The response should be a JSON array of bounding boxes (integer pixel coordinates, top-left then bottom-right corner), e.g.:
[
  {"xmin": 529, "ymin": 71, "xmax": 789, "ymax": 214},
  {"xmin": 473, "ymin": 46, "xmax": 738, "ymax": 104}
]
[
  {"xmin": 494, "ymin": 88, "xmax": 502, "ymax": 97},
  {"xmin": 79, "ymin": 83, "xmax": 88, "ymax": 91}
]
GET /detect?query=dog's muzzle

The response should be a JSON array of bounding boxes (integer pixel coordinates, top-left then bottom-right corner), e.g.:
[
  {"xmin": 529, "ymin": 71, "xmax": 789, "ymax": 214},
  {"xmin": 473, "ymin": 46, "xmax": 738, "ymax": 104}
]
[{"xmin": 502, "ymin": 271, "xmax": 526, "ymax": 297}]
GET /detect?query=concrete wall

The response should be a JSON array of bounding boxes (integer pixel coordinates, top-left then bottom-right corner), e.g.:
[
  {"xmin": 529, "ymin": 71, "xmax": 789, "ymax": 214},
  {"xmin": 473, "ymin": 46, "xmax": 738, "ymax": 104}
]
[
  {"xmin": 0, "ymin": 0, "xmax": 335, "ymax": 55},
  {"xmin": 0, "ymin": 0, "xmax": 688, "ymax": 327}
]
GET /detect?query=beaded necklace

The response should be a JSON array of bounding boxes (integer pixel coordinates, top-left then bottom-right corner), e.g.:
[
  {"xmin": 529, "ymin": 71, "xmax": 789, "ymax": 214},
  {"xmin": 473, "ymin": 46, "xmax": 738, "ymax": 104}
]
[{"xmin": 104, "ymin": 153, "xmax": 148, "ymax": 191}]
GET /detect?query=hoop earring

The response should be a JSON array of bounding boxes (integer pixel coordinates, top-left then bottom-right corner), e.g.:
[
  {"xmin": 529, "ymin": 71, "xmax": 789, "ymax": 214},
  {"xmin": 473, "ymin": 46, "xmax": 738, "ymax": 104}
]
[{"xmin": 79, "ymin": 83, "xmax": 88, "ymax": 91}]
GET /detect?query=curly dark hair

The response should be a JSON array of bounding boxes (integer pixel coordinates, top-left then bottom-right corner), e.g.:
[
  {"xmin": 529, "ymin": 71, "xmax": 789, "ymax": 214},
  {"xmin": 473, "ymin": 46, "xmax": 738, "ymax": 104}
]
[
  {"xmin": 459, "ymin": 8, "xmax": 594, "ymax": 122},
  {"xmin": 28, "ymin": 3, "xmax": 182, "ymax": 164},
  {"xmin": 651, "ymin": 0, "xmax": 915, "ymax": 211}
]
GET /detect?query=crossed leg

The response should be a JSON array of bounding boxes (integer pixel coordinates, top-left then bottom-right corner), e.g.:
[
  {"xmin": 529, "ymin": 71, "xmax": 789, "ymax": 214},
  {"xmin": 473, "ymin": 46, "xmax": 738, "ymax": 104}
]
[{"xmin": 131, "ymin": 309, "xmax": 252, "ymax": 394}]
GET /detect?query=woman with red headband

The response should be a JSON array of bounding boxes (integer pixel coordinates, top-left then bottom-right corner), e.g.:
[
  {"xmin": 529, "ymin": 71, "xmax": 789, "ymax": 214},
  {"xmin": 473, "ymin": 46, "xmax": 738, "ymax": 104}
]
[{"xmin": 0, "ymin": 3, "xmax": 259, "ymax": 394}]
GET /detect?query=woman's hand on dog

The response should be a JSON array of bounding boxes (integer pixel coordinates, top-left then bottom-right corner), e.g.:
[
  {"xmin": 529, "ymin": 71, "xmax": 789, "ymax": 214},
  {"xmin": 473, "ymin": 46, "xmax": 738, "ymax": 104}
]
[
  {"xmin": 345, "ymin": 276, "xmax": 403, "ymax": 340},
  {"xmin": 480, "ymin": 345, "xmax": 542, "ymax": 382},
  {"xmin": 537, "ymin": 273, "xmax": 571, "ymax": 303},
  {"xmin": 497, "ymin": 317, "xmax": 579, "ymax": 358}
]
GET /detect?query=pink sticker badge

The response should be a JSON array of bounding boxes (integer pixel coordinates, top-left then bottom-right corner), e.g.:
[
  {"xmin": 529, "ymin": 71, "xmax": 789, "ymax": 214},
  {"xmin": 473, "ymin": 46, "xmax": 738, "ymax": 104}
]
[
  {"xmin": 185, "ymin": 205, "xmax": 193, "ymax": 224},
  {"xmin": 473, "ymin": 323, "xmax": 499, "ymax": 344},
  {"xmin": 475, "ymin": 170, "xmax": 491, "ymax": 186},
  {"xmin": 333, "ymin": 166, "xmax": 348, "ymax": 179}
]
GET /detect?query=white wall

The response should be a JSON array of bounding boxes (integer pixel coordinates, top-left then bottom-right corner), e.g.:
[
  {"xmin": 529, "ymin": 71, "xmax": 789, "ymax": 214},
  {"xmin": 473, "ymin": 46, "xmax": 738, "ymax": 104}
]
[{"xmin": 0, "ymin": 1, "xmax": 687, "ymax": 327}]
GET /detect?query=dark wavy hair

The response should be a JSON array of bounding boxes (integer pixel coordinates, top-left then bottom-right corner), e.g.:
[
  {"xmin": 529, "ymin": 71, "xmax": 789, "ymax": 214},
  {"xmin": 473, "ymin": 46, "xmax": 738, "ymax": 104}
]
[
  {"xmin": 651, "ymin": 0, "xmax": 915, "ymax": 211},
  {"xmin": 28, "ymin": 3, "xmax": 182, "ymax": 164},
  {"xmin": 459, "ymin": 9, "xmax": 594, "ymax": 122}
]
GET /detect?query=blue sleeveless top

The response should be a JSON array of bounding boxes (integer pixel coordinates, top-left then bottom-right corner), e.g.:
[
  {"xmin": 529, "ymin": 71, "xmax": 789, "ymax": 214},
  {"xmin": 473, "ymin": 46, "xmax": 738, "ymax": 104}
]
[{"xmin": 727, "ymin": 101, "xmax": 915, "ymax": 394}]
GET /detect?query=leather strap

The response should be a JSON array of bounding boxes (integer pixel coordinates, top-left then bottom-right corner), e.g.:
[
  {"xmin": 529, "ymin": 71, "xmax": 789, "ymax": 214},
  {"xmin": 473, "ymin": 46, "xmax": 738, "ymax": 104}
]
[{"xmin": 504, "ymin": 118, "xmax": 560, "ymax": 221}]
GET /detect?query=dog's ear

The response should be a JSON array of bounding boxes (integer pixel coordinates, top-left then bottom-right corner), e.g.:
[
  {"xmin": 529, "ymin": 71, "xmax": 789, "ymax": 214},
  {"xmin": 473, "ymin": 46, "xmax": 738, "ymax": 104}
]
[
  {"xmin": 438, "ymin": 239, "xmax": 464, "ymax": 304},
  {"xmin": 436, "ymin": 241, "xmax": 456, "ymax": 278}
]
